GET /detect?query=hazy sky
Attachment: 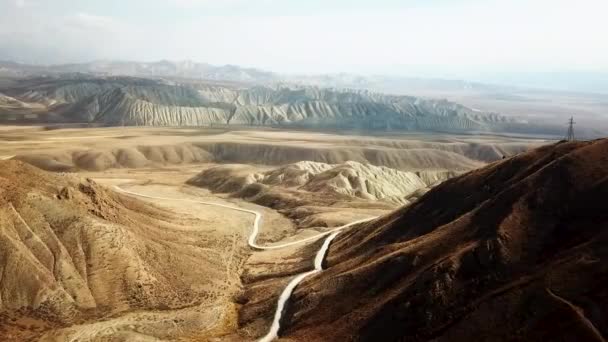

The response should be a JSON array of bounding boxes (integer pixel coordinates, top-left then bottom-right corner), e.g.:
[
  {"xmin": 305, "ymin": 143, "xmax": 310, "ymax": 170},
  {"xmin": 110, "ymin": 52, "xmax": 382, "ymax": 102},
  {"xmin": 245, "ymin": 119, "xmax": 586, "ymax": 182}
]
[{"xmin": 1, "ymin": 0, "xmax": 607, "ymax": 76}]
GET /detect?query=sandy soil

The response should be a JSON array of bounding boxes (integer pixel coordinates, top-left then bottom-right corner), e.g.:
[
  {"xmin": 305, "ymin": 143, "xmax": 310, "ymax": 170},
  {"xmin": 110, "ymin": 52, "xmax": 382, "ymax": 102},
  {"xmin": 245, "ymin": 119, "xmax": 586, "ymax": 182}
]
[
  {"xmin": 87, "ymin": 166, "xmax": 298, "ymax": 244},
  {"xmin": 0, "ymin": 126, "xmax": 547, "ymax": 170}
]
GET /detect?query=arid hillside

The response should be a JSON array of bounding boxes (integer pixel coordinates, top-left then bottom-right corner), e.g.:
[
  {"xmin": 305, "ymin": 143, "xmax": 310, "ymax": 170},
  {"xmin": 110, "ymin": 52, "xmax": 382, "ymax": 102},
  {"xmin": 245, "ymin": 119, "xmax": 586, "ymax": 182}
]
[
  {"xmin": 4, "ymin": 128, "xmax": 541, "ymax": 174},
  {"xmin": 0, "ymin": 76, "xmax": 536, "ymax": 135},
  {"xmin": 0, "ymin": 160, "xmax": 246, "ymax": 341},
  {"xmin": 265, "ymin": 139, "xmax": 608, "ymax": 341},
  {"xmin": 188, "ymin": 161, "xmax": 458, "ymax": 207}
]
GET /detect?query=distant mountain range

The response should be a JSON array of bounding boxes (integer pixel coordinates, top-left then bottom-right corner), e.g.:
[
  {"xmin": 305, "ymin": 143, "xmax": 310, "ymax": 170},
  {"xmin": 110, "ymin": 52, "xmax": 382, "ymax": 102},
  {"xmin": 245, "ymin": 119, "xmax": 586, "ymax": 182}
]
[
  {"xmin": 0, "ymin": 60, "xmax": 531, "ymax": 96},
  {"xmin": 0, "ymin": 74, "xmax": 550, "ymax": 135},
  {"xmin": 3, "ymin": 60, "xmax": 608, "ymax": 95},
  {"xmin": 0, "ymin": 60, "xmax": 279, "ymax": 84},
  {"xmin": 0, "ymin": 60, "xmax": 604, "ymax": 137}
]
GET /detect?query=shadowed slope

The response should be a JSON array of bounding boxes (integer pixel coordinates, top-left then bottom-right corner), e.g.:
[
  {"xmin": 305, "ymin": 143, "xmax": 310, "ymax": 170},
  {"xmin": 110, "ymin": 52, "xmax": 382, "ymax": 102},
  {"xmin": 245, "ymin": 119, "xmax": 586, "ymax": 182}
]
[{"xmin": 277, "ymin": 139, "xmax": 608, "ymax": 341}]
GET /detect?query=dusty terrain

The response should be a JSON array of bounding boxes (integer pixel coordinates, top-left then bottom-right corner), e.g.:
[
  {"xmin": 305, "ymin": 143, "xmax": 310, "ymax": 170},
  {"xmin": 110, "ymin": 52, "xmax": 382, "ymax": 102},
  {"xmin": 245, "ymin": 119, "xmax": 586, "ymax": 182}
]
[
  {"xmin": 258, "ymin": 139, "xmax": 608, "ymax": 341},
  {"xmin": 0, "ymin": 158, "xmax": 311, "ymax": 341},
  {"xmin": 0, "ymin": 126, "xmax": 545, "ymax": 171},
  {"xmin": 0, "ymin": 126, "xmax": 556, "ymax": 341},
  {"xmin": 0, "ymin": 75, "xmax": 529, "ymax": 135},
  {"xmin": 0, "ymin": 161, "xmax": 248, "ymax": 341},
  {"xmin": 2, "ymin": 62, "xmax": 606, "ymax": 138}
]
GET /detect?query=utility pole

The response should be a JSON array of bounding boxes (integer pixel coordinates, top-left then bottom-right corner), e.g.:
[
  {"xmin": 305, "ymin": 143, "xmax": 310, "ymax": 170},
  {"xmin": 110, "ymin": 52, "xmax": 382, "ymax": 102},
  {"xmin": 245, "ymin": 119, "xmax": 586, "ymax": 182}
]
[{"xmin": 566, "ymin": 116, "xmax": 575, "ymax": 141}]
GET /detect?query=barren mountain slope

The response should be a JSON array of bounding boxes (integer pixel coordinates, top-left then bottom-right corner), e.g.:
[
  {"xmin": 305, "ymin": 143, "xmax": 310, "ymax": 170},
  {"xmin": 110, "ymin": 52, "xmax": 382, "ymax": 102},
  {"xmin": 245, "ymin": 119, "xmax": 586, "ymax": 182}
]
[
  {"xmin": 190, "ymin": 161, "xmax": 454, "ymax": 206},
  {"xmin": 186, "ymin": 162, "xmax": 394, "ymax": 229},
  {"xmin": 13, "ymin": 141, "xmax": 487, "ymax": 173},
  {"xmin": 300, "ymin": 161, "xmax": 431, "ymax": 203},
  {"xmin": 0, "ymin": 160, "xmax": 245, "ymax": 341},
  {"xmin": 262, "ymin": 139, "xmax": 608, "ymax": 341},
  {"xmin": 6, "ymin": 128, "xmax": 540, "ymax": 175},
  {"xmin": 15, "ymin": 143, "xmax": 215, "ymax": 172},
  {"xmin": 0, "ymin": 76, "xmax": 541, "ymax": 134},
  {"xmin": 0, "ymin": 92, "xmax": 47, "ymax": 117}
]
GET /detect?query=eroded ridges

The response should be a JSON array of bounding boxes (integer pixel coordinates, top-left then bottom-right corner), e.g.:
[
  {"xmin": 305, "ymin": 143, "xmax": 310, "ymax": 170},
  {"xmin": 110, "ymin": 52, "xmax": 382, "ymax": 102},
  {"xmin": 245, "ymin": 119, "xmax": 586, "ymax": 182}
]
[
  {"xmin": 188, "ymin": 161, "xmax": 457, "ymax": 206},
  {"xmin": 0, "ymin": 161, "xmax": 242, "ymax": 340},
  {"xmin": 15, "ymin": 144, "xmax": 215, "ymax": 171},
  {"xmin": 276, "ymin": 139, "xmax": 608, "ymax": 341},
  {"xmin": 3, "ymin": 77, "xmax": 531, "ymax": 134}
]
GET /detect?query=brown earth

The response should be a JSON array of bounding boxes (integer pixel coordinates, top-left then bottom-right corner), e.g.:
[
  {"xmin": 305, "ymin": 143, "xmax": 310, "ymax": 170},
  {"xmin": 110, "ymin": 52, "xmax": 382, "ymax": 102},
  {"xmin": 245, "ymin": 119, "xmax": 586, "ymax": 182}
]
[
  {"xmin": 0, "ymin": 160, "xmax": 250, "ymax": 341},
  {"xmin": 257, "ymin": 139, "xmax": 608, "ymax": 341},
  {"xmin": 189, "ymin": 161, "xmax": 451, "ymax": 205},
  {"xmin": 0, "ymin": 126, "xmax": 556, "ymax": 341},
  {"xmin": 186, "ymin": 163, "xmax": 393, "ymax": 229}
]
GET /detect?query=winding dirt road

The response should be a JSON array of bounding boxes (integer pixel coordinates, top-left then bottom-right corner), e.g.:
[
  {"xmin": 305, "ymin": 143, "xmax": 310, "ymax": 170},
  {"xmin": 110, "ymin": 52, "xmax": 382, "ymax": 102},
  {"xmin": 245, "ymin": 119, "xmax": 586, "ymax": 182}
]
[{"xmin": 114, "ymin": 185, "xmax": 376, "ymax": 341}]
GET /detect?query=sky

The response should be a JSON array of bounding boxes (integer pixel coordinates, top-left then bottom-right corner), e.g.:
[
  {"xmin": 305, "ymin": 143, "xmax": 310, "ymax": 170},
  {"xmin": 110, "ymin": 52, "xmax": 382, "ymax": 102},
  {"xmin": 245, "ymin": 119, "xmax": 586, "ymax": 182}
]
[{"xmin": 1, "ymin": 0, "xmax": 608, "ymax": 77}]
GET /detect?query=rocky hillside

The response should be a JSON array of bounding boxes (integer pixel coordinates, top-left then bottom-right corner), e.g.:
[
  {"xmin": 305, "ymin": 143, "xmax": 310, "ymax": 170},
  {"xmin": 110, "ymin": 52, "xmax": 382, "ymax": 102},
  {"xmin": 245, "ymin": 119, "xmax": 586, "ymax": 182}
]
[
  {"xmin": 0, "ymin": 160, "xmax": 243, "ymax": 341},
  {"xmin": 189, "ymin": 161, "xmax": 457, "ymax": 206},
  {"xmin": 0, "ymin": 75, "xmax": 534, "ymax": 134},
  {"xmin": 249, "ymin": 139, "xmax": 608, "ymax": 341}
]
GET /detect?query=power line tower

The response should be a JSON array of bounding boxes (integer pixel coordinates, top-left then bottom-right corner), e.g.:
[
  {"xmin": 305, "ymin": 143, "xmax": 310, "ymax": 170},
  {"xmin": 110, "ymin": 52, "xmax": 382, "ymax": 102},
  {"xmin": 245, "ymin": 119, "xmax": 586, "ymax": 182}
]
[{"xmin": 566, "ymin": 116, "xmax": 575, "ymax": 141}]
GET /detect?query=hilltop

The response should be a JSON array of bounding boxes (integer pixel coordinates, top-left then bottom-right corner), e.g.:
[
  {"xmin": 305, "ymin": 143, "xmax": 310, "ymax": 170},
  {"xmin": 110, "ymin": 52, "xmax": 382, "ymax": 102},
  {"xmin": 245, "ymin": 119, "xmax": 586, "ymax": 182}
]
[{"xmin": 245, "ymin": 139, "xmax": 608, "ymax": 341}]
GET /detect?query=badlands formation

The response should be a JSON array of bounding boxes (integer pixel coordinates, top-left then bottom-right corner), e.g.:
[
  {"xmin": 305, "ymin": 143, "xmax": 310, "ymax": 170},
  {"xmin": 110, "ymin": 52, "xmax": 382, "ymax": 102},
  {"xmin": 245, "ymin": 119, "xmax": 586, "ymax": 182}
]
[
  {"xmin": 188, "ymin": 160, "xmax": 456, "ymax": 206},
  {"xmin": 0, "ymin": 160, "xmax": 248, "ymax": 341},
  {"xmin": 3, "ymin": 60, "xmax": 607, "ymax": 138},
  {"xmin": 3, "ymin": 127, "xmax": 538, "ymax": 172},
  {"xmin": 266, "ymin": 139, "xmax": 608, "ymax": 341},
  {"xmin": 2, "ymin": 126, "xmax": 603, "ymax": 341},
  {"xmin": 0, "ymin": 75, "xmax": 538, "ymax": 135}
]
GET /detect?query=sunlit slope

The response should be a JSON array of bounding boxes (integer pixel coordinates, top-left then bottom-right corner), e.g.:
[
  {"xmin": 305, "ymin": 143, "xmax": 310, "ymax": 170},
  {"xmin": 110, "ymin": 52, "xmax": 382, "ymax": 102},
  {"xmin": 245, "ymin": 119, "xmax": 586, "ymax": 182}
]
[
  {"xmin": 0, "ymin": 160, "xmax": 241, "ymax": 340},
  {"xmin": 2, "ymin": 76, "xmax": 530, "ymax": 133}
]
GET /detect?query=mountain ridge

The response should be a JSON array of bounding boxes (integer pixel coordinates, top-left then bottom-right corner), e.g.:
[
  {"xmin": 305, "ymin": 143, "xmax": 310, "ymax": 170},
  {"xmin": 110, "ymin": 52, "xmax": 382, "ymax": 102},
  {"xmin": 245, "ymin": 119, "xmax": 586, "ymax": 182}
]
[
  {"xmin": 266, "ymin": 138, "xmax": 608, "ymax": 341},
  {"xmin": 0, "ymin": 75, "xmax": 549, "ymax": 135},
  {"xmin": 2, "ymin": 59, "xmax": 605, "ymax": 137}
]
